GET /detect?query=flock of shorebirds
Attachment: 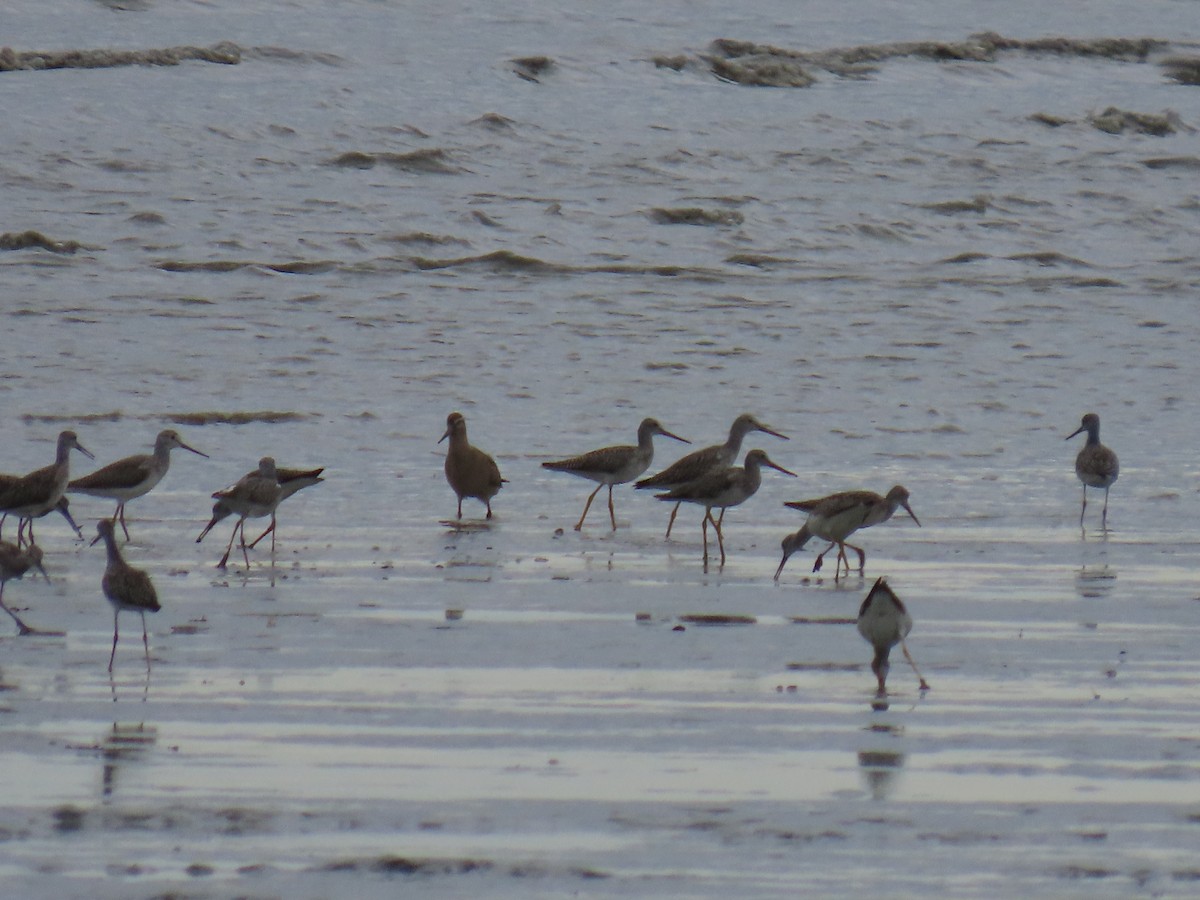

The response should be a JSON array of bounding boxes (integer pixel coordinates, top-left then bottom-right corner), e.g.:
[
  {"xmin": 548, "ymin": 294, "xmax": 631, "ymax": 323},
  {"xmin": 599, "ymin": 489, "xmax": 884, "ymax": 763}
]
[
  {"xmin": 444, "ymin": 408, "xmax": 1118, "ymax": 696},
  {"xmin": 0, "ymin": 409, "xmax": 1118, "ymax": 697},
  {"xmin": 0, "ymin": 429, "xmax": 323, "ymax": 670}
]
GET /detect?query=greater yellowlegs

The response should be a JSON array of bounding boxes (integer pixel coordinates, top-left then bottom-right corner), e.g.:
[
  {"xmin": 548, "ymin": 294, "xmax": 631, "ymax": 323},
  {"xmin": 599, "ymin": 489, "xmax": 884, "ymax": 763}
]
[
  {"xmin": 542, "ymin": 417, "xmax": 689, "ymax": 530},
  {"xmin": 199, "ymin": 465, "xmax": 324, "ymax": 551},
  {"xmin": 440, "ymin": 412, "xmax": 505, "ymax": 519},
  {"xmin": 856, "ymin": 577, "xmax": 929, "ymax": 697},
  {"xmin": 92, "ymin": 519, "xmax": 160, "ymax": 672},
  {"xmin": 0, "ymin": 474, "xmax": 83, "ymax": 542},
  {"xmin": 0, "ymin": 431, "xmax": 93, "ymax": 546},
  {"xmin": 777, "ymin": 486, "xmax": 920, "ymax": 581},
  {"xmin": 196, "ymin": 458, "xmax": 284, "ymax": 569},
  {"xmin": 655, "ymin": 448, "xmax": 796, "ymax": 567},
  {"xmin": 0, "ymin": 540, "xmax": 49, "ymax": 635},
  {"xmin": 68, "ymin": 429, "xmax": 208, "ymax": 539},
  {"xmin": 635, "ymin": 413, "xmax": 788, "ymax": 538},
  {"xmin": 1066, "ymin": 413, "xmax": 1119, "ymax": 530}
]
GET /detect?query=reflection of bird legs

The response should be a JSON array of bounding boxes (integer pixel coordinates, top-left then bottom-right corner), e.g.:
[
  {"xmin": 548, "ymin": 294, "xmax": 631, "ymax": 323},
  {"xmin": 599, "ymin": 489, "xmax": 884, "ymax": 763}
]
[{"xmin": 900, "ymin": 638, "xmax": 930, "ymax": 691}]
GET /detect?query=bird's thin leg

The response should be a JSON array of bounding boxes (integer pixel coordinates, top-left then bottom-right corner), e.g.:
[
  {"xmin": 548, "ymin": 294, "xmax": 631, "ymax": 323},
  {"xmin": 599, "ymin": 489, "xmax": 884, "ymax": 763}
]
[
  {"xmin": 606, "ymin": 485, "xmax": 616, "ymax": 531},
  {"xmin": 485, "ymin": 500, "xmax": 493, "ymax": 520},
  {"xmin": 240, "ymin": 520, "xmax": 252, "ymax": 570},
  {"xmin": 108, "ymin": 609, "xmax": 120, "ymax": 672},
  {"xmin": 575, "ymin": 483, "xmax": 603, "ymax": 531},
  {"xmin": 248, "ymin": 519, "xmax": 277, "ymax": 549},
  {"xmin": 270, "ymin": 514, "xmax": 276, "ymax": 559},
  {"xmin": 0, "ymin": 512, "xmax": 6, "ymax": 541},
  {"xmin": 811, "ymin": 542, "xmax": 836, "ymax": 573},
  {"xmin": 116, "ymin": 503, "xmax": 130, "ymax": 541},
  {"xmin": 1079, "ymin": 484, "xmax": 1087, "ymax": 529},
  {"xmin": 0, "ymin": 591, "xmax": 34, "ymax": 636},
  {"xmin": 700, "ymin": 511, "xmax": 710, "ymax": 564},
  {"xmin": 664, "ymin": 501, "xmax": 681, "ymax": 539},
  {"xmin": 456, "ymin": 497, "xmax": 463, "ymax": 519},
  {"xmin": 217, "ymin": 519, "xmax": 241, "ymax": 568},
  {"xmin": 140, "ymin": 611, "xmax": 151, "ymax": 672},
  {"xmin": 846, "ymin": 543, "xmax": 867, "ymax": 574},
  {"xmin": 711, "ymin": 509, "xmax": 726, "ymax": 567},
  {"xmin": 1101, "ymin": 487, "xmax": 1110, "ymax": 531},
  {"xmin": 900, "ymin": 639, "xmax": 930, "ymax": 691}
]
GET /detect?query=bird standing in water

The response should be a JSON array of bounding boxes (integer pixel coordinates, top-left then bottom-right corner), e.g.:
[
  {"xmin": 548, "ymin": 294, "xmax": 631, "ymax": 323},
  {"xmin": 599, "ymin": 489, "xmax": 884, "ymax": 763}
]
[
  {"xmin": 92, "ymin": 519, "xmax": 160, "ymax": 672},
  {"xmin": 542, "ymin": 417, "xmax": 689, "ymax": 531},
  {"xmin": 856, "ymin": 577, "xmax": 929, "ymax": 698},
  {"xmin": 1066, "ymin": 413, "xmax": 1119, "ymax": 531},
  {"xmin": 440, "ymin": 412, "xmax": 505, "ymax": 520}
]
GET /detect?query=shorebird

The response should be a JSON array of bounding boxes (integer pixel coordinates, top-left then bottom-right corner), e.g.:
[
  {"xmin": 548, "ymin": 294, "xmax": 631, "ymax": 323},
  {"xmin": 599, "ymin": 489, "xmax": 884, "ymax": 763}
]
[
  {"xmin": 776, "ymin": 486, "xmax": 920, "ymax": 582},
  {"xmin": 0, "ymin": 430, "xmax": 94, "ymax": 547},
  {"xmin": 0, "ymin": 474, "xmax": 83, "ymax": 543},
  {"xmin": 92, "ymin": 519, "xmax": 160, "ymax": 672},
  {"xmin": 198, "ymin": 465, "xmax": 324, "ymax": 551},
  {"xmin": 542, "ymin": 418, "xmax": 689, "ymax": 530},
  {"xmin": 68, "ymin": 429, "xmax": 209, "ymax": 540},
  {"xmin": 655, "ymin": 449, "xmax": 796, "ymax": 567},
  {"xmin": 196, "ymin": 458, "xmax": 284, "ymax": 569},
  {"xmin": 1066, "ymin": 413, "xmax": 1119, "ymax": 530},
  {"xmin": 440, "ymin": 412, "xmax": 505, "ymax": 520},
  {"xmin": 0, "ymin": 540, "xmax": 50, "ymax": 636},
  {"xmin": 856, "ymin": 577, "xmax": 929, "ymax": 697},
  {"xmin": 635, "ymin": 413, "xmax": 788, "ymax": 538}
]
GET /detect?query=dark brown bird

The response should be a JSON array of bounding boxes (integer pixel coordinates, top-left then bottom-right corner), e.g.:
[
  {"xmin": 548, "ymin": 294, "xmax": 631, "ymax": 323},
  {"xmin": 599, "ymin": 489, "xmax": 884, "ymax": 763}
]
[
  {"xmin": 92, "ymin": 519, "xmax": 160, "ymax": 672},
  {"xmin": 440, "ymin": 412, "xmax": 505, "ymax": 519},
  {"xmin": 1066, "ymin": 413, "xmax": 1119, "ymax": 530}
]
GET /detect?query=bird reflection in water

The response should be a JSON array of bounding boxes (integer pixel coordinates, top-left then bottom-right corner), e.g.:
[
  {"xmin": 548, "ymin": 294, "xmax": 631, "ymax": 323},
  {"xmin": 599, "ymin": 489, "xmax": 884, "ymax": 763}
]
[{"xmin": 100, "ymin": 721, "xmax": 158, "ymax": 799}]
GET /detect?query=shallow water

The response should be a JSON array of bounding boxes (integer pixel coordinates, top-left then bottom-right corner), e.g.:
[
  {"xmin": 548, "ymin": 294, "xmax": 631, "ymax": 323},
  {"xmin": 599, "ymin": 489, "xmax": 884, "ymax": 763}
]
[{"xmin": 2, "ymin": 0, "xmax": 1200, "ymax": 897}]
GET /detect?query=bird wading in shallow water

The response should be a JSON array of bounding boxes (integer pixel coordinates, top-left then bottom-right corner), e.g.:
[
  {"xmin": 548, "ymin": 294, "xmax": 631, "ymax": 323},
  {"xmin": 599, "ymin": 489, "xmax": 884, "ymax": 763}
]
[
  {"xmin": 0, "ymin": 541, "xmax": 52, "ymax": 636},
  {"xmin": 0, "ymin": 430, "xmax": 94, "ymax": 547},
  {"xmin": 198, "ymin": 465, "xmax": 324, "ymax": 552},
  {"xmin": 92, "ymin": 519, "xmax": 160, "ymax": 672},
  {"xmin": 1066, "ymin": 413, "xmax": 1119, "ymax": 531},
  {"xmin": 196, "ymin": 458, "xmax": 284, "ymax": 570},
  {"xmin": 654, "ymin": 448, "xmax": 796, "ymax": 568},
  {"xmin": 542, "ymin": 417, "xmax": 689, "ymax": 531},
  {"xmin": 776, "ymin": 486, "xmax": 920, "ymax": 582},
  {"xmin": 68, "ymin": 429, "xmax": 208, "ymax": 540},
  {"xmin": 440, "ymin": 412, "xmax": 505, "ymax": 520},
  {"xmin": 856, "ymin": 577, "xmax": 929, "ymax": 698},
  {"xmin": 635, "ymin": 413, "xmax": 788, "ymax": 539}
]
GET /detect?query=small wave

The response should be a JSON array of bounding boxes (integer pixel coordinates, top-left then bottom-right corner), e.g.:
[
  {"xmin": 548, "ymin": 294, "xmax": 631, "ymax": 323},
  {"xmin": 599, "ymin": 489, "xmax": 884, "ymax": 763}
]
[
  {"xmin": 684, "ymin": 33, "xmax": 1173, "ymax": 88},
  {"xmin": 0, "ymin": 42, "xmax": 240, "ymax": 72},
  {"xmin": 511, "ymin": 56, "xmax": 554, "ymax": 82},
  {"xmin": 1089, "ymin": 107, "xmax": 1186, "ymax": 136},
  {"xmin": 0, "ymin": 230, "xmax": 90, "ymax": 254},
  {"xmin": 648, "ymin": 207, "xmax": 744, "ymax": 226},
  {"xmin": 324, "ymin": 148, "xmax": 460, "ymax": 174}
]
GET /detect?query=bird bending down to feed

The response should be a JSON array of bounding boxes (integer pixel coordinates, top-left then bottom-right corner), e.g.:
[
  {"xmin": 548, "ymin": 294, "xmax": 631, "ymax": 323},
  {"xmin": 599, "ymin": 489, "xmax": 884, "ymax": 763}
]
[
  {"xmin": 776, "ymin": 486, "xmax": 920, "ymax": 582},
  {"xmin": 856, "ymin": 576, "xmax": 929, "ymax": 698},
  {"xmin": 1066, "ymin": 413, "xmax": 1119, "ymax": 531},
  {"xmin": 0, "ymin": 474, "xmax": 83, "ymax": 543},
  {"xmin": 654, "ymin": 448, "xmax": 796, "ymax": 567},
  {"xmin": 440, "ymin": 412, "xmax": 505, "ymax": 519},
  {"xmin": 635, "ymin": 413, "xmax": 788, "ymax": 539},
  {"xmin": 0, "ymin": 430, "xmax": 94, "ymax": 547},
  {"xmin": 68, "ymin": 429, "xmax": 208, "ymax": 540},
  {"xmin": 92, "ymin": 519, "xmax": 160, "ymax": 672},
  {"xmin": 542, "ymin": 417, "xmax": 689, "ymax": 530},
  {"xmin": 0, "ymin": 540, "xmax": 51, "ymax": 636},
  {"xmin": 196, "ymin": 458, "xmax": 284, "ymax": 569},
  {"xmin": 198, "ymin": 465, "xmax": 324, "ymax": 552}
]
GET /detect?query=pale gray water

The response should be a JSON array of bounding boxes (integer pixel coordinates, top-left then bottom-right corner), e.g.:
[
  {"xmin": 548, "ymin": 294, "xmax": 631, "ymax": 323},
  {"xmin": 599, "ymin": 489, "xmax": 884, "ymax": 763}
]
[{"xmin": 2, "ymin": 1, "xmax": 1200, "ymax": 897}]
